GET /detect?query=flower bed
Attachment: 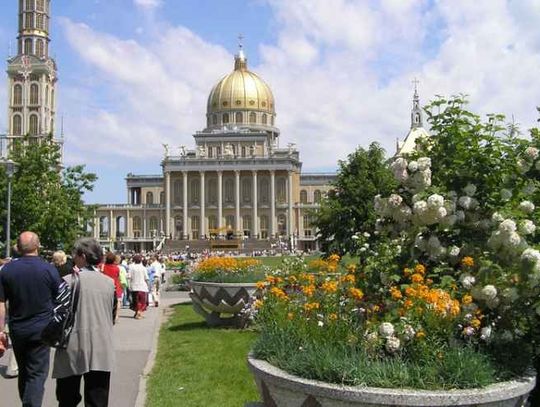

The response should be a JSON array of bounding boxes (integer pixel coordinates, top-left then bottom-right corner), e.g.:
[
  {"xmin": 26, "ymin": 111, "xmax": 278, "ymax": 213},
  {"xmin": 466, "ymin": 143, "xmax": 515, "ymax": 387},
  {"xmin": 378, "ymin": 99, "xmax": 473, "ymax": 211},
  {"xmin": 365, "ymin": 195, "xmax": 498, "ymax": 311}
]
[{"xmin": 250, "ymin": 97, "xmax": 540, "ymax": 398}]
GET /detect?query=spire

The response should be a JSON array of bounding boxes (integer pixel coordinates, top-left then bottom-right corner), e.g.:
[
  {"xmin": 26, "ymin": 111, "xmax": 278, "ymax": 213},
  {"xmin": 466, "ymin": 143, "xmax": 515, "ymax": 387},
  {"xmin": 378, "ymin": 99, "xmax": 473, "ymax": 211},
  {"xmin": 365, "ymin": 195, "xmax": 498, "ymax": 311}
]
[
  {"xmin": 234, "ymin": 34, "xmax": 247, "ymax": 71},
  {"xmin": 410, "ymin": 78, "xmax": 423, "ymax": 129},
  {"xmin": 18, "ymin": 0, "xmax": 51, "ymax": 58}
]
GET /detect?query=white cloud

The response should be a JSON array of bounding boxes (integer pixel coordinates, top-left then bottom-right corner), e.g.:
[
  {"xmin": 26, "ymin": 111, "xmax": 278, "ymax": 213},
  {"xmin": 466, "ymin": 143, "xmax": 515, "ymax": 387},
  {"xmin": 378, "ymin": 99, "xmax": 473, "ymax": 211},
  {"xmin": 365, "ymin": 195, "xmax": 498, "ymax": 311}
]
[
  {"xmin": 133, "ymin": 0, "xmax": 162, "ymax": 9},
  {"xmin": 58, "ymin": 0, "xmax": 540, "ymax": 181}
]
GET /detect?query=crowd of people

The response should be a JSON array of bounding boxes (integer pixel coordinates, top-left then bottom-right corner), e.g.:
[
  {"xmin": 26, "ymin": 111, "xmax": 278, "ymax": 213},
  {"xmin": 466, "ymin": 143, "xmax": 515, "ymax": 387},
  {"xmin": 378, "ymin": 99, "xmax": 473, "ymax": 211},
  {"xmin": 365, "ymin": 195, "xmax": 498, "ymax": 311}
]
[{"xmin": 0, "ymin": 231, "xmax": 168, "ymax": 407}]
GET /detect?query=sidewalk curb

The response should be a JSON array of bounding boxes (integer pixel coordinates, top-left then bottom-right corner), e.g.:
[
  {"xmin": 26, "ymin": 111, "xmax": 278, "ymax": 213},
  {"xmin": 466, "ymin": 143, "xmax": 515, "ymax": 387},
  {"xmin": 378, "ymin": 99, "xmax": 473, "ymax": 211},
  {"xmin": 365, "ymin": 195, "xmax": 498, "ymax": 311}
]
[{"xmin": 134, "ymin": 299, "xmax": 190, "ymax": 407}]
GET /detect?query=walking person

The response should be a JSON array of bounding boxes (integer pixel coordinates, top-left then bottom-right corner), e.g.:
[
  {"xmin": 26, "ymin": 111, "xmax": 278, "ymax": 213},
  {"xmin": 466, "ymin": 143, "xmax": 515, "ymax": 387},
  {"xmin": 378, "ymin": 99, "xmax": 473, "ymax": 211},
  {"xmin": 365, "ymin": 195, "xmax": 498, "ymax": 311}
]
[
  {"xmin": 0, "ymin": 231, "xmax": 64, "ymax": 407},
  {"xmin": 52, "ymin": 237, "xmax": 117, "ymax": 407},
  {"xmin": 128, "ymin": 255, "xmax": 149, "ymax": 319},
  {"xmin": 101, "ymin": 252, "xmax": 122, "ymax": 323}
]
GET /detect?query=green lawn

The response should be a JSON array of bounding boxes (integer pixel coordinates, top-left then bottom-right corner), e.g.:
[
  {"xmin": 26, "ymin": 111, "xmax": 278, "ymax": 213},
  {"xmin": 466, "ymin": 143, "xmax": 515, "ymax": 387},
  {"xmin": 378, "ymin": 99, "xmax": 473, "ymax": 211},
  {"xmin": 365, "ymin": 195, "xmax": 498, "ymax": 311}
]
[{"xmin": 146, "ymin": 303, "xmax": 259, "ymax": 407}]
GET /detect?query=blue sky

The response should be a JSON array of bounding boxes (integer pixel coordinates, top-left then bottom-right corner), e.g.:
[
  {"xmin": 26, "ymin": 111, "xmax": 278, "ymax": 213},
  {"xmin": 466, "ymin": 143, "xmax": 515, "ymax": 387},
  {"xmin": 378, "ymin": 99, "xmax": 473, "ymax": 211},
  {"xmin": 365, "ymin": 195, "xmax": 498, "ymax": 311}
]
[{"xmin": 1, "ymin": 0, "xmax": 540, "ymax": 204}]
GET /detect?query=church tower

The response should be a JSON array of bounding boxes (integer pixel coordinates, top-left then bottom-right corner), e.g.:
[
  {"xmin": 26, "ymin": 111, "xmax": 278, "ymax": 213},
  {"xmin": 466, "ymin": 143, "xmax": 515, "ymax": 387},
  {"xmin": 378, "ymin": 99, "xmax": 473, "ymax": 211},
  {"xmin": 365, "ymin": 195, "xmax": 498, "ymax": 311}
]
[
  {"xmin": 396, "ymin": 80, "xmax": 429, "ymax": 156},
  {"xmin": 410, "ymin": 78, "xmax": 423, "ymax": 129},
  {"xmin": 5, "ymin": 0, "xmax": 58, "ymax": 151}
]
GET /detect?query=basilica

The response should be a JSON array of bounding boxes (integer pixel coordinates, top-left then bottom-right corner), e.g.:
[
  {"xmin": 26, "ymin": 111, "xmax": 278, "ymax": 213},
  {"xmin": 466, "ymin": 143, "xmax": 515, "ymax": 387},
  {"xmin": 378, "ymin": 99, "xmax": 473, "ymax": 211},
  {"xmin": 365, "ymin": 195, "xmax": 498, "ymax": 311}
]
[{"xmin": 3, "ymin": 0, "xmax": 428, "ymax": 253}]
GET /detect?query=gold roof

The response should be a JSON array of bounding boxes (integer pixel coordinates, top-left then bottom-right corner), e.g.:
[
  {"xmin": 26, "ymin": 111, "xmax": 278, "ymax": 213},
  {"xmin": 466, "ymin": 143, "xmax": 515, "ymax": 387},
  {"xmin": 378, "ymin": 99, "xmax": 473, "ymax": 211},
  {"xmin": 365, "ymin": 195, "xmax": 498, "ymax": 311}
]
[{"xmin": 207, "ymin": 51, "xmax": 275, "ymax": 116}]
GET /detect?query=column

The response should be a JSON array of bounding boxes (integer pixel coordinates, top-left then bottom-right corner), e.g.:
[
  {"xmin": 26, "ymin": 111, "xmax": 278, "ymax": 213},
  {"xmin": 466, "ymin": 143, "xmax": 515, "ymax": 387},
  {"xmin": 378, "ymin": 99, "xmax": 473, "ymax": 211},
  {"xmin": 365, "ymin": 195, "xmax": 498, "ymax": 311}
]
[
  {"xmin": 270, "ymin": 170, "xmax": 276, "ymax": 238},
  {"xmin": 217, "ymin": 171, "xmax": 223, "ymax": 234},
  {"xmin": 235, "ymin": 170, "xmax": 241, "ymax": 236},
  {"xmin": 126, "ymin": 209, "xmax": 131, "ymax": 238},
  {"xmin": 109, "ymin": 210, "xmax": 115, "ymax": 239},
  {"xmin": 252, "ymin": 170, "xmax": 258, "ymax": 238},
  {"xmin": 165, "ymin": 171, "xmax": 171, "ymax": 238},
  {"xmin": 183, "ymin": 171, "xmax": 188, "ymax": 240},
  {"xmin": 94, "ymin": 216, "xmax": 99, "ymax": 239},
  {"xmin": 288, "ymin": 171, "xmax": 294, "ymax": 238},
  {"xmin": 200, "ymin": 171, "xmax": 205, "ymax": 239},
  {"xmin": 127, "ymin": 188, "xmax": 131, "ymax": 204},
  {"xmin": 143, "ymin": 213, "xmax": 147, "ymax": 239}
]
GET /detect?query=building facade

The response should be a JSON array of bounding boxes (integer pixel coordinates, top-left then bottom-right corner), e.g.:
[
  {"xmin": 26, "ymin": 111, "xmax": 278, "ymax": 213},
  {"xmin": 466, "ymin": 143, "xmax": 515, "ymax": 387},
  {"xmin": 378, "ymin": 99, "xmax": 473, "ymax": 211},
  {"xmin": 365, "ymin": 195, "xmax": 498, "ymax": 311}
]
[
  {"xmin": 93, "ymin": 46, "xmax": 335, "ymax": 252},
  {"xmin": 3, "ymin": 0, "xmax": 60, "ymax": 156}
]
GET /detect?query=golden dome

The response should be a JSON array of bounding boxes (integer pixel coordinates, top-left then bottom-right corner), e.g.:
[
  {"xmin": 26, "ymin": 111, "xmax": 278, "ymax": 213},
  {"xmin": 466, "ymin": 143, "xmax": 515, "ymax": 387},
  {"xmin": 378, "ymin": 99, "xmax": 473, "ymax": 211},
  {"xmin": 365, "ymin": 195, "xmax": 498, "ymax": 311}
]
[{"xmin": 207, "ymin": 49, "xmax": 275, "ymax": 121}]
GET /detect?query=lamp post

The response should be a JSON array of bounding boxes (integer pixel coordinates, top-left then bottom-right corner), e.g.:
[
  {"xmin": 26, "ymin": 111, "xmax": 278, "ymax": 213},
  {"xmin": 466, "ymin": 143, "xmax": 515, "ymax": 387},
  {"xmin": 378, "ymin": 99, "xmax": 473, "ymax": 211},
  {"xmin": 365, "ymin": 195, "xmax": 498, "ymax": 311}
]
[{"xmin": 4, "ymin": 159, "xmax": 18, "ymax": 258}]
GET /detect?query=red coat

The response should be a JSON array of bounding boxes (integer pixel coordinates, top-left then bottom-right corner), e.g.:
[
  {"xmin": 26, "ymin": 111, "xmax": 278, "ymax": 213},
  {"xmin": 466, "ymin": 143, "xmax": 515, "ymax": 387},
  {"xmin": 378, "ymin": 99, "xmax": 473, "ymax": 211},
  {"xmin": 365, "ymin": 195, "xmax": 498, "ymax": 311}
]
[{"xmin": 102, "ymin": 263, "xmax": 123, "ymax": 298}]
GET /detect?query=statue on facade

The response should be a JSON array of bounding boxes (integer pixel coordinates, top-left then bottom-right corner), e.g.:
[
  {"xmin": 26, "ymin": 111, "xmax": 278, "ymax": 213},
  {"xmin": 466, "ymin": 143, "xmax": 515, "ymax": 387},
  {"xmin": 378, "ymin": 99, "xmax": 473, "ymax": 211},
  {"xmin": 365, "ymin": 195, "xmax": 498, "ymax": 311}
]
[
  {"xmin": 162, "ymin": 143, "xmax": 170, "ymax": 157},
  {"xmin": 250, "ymin": 145, "xmax": 255, "ymax": 157},
  {"xmin": 224, "ymin": 143, "xmax": 234, "ymax": 158},
  {"xmin": 198, "ymin": 145, "xmax": 207, "ymax": 158},
  {"xmin": 179, "ymin": 145, "xmax": 186, "ymax": 156},
  {"xmin": 287, "ymin": 142, "xmax": 296, "ymax": 156}
]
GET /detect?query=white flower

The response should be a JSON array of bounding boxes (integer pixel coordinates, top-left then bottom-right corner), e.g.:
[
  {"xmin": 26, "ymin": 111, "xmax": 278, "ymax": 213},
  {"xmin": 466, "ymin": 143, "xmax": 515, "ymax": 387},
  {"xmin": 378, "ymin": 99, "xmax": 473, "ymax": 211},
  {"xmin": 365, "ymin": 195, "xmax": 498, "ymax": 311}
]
[
  {"xmin": 492, "ymin": 212, "xmax": 504, "ymax": 223},
  {"xmin": 413, "ymin": 200, "xmax": 428, "ymax": 215},
  {"xmin": 379, "ymin": 322, "xmax": 395, "ymax": 338},
  {"xmin": 388, "ymin": 194, "xmax": 403, "ymax": 208},
  {"xmin": 408, "ymin": 161, "xmax": 418, "ymax": 172},
  {"xmin": 458, "ymin": 196, "xmax": 473, "ymax": 210},
  {"xmin": 525, "ymin": 146, "xmax": 539, "ymax": 160},
  {"xmin": 391, "ymin": 158, "xmax": 409, "ymax": 183},
  {"xmin": 385, "ymin": 336, "xmax": 401, "ymax": 353},
  {"xmin": 498, "ymin": 219, "xmax": 517, "ymax": 234},
  {"xmin": 427, "ymin": 194, "xmax": 444, "ymax": 209},
  {"xmin": 363, "ymin": 232, "xmax": 371, "ymax": 238},
  {"xmin": 403, "ymin": 325, "xmax": 416, "ymax": 341},
  {"xmin": 482, "ymin": 285, "xmax": 498, "ymax": 300},
  {"xmin": 521, "ymin": 248, "xmax": 540, "ymax": 264},
  {"xmin": 417, "ymin": 157, "xmax": 431, "ymax": 171},
  {"xmin": 519, "ymin": 220, "xmax": 536, "ymax": 235},
  {"xmin": 517, "ymin": 158, "xmax": 531, "ymax": 173},
  {"xmin": 463, "ymin": 327, "xmax": 475, "ymax": 337},
  {"xmin": 436, "ymin": 207, "xmax": 448, "ymax": 220},
  {"xmin": 460, "ymin": 274, "xmax": 476, "ymax": 289},
  {"xmin": 448, "ymin": 246, "xmax": 460, "ymax": 257},
  {"xmin": 463, "ymin": 183, "xmax": 477, "ymax": 197},
  {"xmin": 523, "ymin": 182, "xmax": 536, "ymax": 195},
  {"xmin": 506, "ymin": 231, "xmax": 522, "ymax": 248},
  {"xmin": 519, "ymin": 200, "xmax": 535, "ymax": 214},
  {"xmin": 480, "ymin": 326, "xmax": 492, "ymax": 341},
  {"xmin": 318, "ymin": 321, "xmax": 324, "ymax": 327},
  {"xmin": 456, "ymin": 210, "xmax": 466, "ymax": 222},
  {"xmin": 500, "ymin": 189, "xmax": 512, "ymax": 201},
  {"xmin": 486, "ymin": 297, "xmax": 500, "ymax": 309}
]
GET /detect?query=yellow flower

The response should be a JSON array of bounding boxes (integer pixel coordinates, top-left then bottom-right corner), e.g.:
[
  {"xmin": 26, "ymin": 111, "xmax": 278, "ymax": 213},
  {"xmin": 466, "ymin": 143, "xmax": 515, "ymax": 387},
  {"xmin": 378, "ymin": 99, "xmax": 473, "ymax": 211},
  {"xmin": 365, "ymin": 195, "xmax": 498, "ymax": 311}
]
[
  {"xmin": 471, "ymin": 318, "xmax": 481, "ymax": 329},
  {"xmin": 303, "ymin": 302, "xmax": 320, "ymax": 312},
  {"xmin": 462, "ymin": 294, "xmax": 473, "ymax": 305},
  {"xmin": 254, "ymin": 299, "xmax": 264, "ymax": 309},
  {"xmin": 372, "ymin": 305, "xmax": 380, "ymax": 312},
  {"xmin": 256, "ymin": 281, "xmax": 266, "ymax": 290},
  {"xmin": 414, "ymin": 264, "xmax": 426, "ymax": 275},
  {"xmin": 461, "ymin": 256, "xmax": 474, "ymax": 267},
  {"xmin": 270, "ymin": 287, "xmax": 288, "ymax": 301},
  {"xmin": 302, "ymin": 284, "xmax": 316, "ymax": 297},
  {"xmin": 416, "ymin": 330, "xmax": 426, "ymax": 339},
  {"xmin": 348, "ymin": 287, "xmax": 364, "ymax": 301},
  {"xmin": 346, "ymin": 264, "xmax": 357, "ymax": 273},
  {"xmin": 288, "ymin": 275, "xmax": 298, "ymax": 284},
  {"xmin": 340, "ymin": 274, "xmax": 356, "ymax": 284},
  {"xmin": 321, "ymin": 281, "xmax": 338, "ymax": 293},
  {"xmin": 403, "ymin": 267, "xmax": 412, "ymax": 277},
  {"xmin": 329, "ymin": 313, "xmax": 338, "ymax": 321},
  {"xmin": 328, "ymin": 254, "xmax": 341, "ymax": 263},
  {"xmin": 287, "ymin": 312, "xmax": 295, "ymax": 320},
  {"xmin": 390, "ymin": 286, "xmax": 403, "ymax": 300}
]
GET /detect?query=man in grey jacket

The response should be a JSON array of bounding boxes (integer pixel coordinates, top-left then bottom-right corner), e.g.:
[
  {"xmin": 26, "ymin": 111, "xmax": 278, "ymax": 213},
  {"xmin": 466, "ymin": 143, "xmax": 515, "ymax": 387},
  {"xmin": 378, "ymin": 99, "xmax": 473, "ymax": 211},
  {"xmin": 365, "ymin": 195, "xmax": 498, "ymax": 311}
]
[{"xmin": 52, "ymin": 237, "xmax": 117, "ymax": 407}]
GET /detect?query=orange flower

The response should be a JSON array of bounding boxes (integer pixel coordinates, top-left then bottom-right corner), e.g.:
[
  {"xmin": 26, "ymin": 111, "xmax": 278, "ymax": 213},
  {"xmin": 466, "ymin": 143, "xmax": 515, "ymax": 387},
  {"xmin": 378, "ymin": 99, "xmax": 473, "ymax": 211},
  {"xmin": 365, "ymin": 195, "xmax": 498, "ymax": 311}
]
[
  {"xmin": 390, "ymin": 286, "xmax": 403, "ymax": 300},
  {"xmin": 340, "ymin": 274, "xmax": 356, "ymax": 284},
  {"xmin": 256, "ymin": 281, "xmax": 266, "ymax": 290},
  {"xmin": 462, "ymin": 294, "xmax": 473, "ymax": 305},
  {"xmin": 411, "ymin": 273, "xmax": 424, "ymax": 284},
  {"xmin": 403, "ymin": 267, "xmax": 412, "ymax": 277},
  {"xmin": 321, "ymin": 281, "xmax": 338, "ymax": 293},
  {"xmin": 303, "ymin": 302, "xmax": 320, "ymax": 312},
  {"xmin": 288, "ymin": 275, "xmax": 298, "ymax": 284},
  {"xmin": 471, "ymin": 318, "xmax": 481, "ymax": 329},
  {"xmin": 329, "ymin": 313, "xmax": 338, "ymax": 321},
  {"xmin": 270, "ymin": 287, "xmax": 288, "ymax": 301},
  {"xmin": 254, "ymin": 299, "xmax": 264, "ymax": 309},
  {"xmin": 302, "ymin": 284, "xmax": 316, "ymax": 297},
  {"xmin": 348, "ymin": 287, "xmax": 364, "ymax": 301},
  {"xmin": 346, "ymin": 264, "xmax": 357, "ymax": 273},
  {"xmin": 461, "ymin": 256, "xmax": 474, "ymax": 267}
]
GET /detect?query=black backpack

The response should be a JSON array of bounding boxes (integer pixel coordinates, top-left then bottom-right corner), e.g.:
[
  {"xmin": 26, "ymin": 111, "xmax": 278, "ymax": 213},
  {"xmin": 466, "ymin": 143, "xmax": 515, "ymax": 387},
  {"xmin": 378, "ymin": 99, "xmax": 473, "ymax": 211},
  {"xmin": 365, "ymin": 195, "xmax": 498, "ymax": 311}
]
[{"xmin": 41, "ymin": 271, "xmax": 81, "ymax": 349}]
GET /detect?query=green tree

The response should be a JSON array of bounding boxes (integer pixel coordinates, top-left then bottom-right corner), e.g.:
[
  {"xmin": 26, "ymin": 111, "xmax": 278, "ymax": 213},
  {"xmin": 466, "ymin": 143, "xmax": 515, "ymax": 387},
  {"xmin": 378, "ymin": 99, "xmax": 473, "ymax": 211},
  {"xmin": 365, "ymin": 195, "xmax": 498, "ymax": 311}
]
[
  {"xmin": 0, "ymin": 135, "xmax": 97, "ymax": 251},
  {"xmin": 314, "ymin": 142, "xmax": 397, "ymax": 255}
]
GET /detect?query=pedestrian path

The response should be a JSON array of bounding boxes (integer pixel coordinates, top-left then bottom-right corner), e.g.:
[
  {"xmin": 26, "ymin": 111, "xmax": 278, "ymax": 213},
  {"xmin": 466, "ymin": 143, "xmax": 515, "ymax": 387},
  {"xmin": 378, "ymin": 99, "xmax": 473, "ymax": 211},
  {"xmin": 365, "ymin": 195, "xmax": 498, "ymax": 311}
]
[{"xmin": 0, "ymin": 291, "xmax": 190, "ymax": 407}]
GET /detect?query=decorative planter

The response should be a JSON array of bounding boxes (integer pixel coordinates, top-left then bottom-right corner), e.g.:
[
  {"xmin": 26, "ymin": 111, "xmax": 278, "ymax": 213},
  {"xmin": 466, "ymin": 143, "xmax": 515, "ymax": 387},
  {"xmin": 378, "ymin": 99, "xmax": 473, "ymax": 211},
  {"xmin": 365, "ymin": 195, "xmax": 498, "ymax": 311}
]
[
  {"xmin": 190, "ymin": 281, "xmax": 257, "ymax": 327},
  {"xmin": 248, "ymin": 355, "xmax": 535, "ymax": 407}
]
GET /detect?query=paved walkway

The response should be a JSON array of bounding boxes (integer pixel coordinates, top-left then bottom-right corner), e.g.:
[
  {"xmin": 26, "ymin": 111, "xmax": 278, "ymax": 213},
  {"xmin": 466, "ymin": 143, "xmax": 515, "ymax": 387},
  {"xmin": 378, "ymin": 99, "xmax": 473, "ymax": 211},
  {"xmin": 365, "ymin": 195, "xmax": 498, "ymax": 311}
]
[{"xmin": 0, "ymin": 290, "xmax": 190, "ymax": 407}]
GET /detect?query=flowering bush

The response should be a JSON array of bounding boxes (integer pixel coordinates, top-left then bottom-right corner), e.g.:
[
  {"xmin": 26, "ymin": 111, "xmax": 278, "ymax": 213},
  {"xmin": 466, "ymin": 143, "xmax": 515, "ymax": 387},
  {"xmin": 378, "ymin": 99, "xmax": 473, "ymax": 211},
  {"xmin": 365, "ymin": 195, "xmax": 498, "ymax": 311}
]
[
  {"xmin": 252, "ymin": 98, "xmax": 540, "ymax": 390},
  {"xmin": 191, "ymin": 257, "xmax": 264, "ymax": 283}
]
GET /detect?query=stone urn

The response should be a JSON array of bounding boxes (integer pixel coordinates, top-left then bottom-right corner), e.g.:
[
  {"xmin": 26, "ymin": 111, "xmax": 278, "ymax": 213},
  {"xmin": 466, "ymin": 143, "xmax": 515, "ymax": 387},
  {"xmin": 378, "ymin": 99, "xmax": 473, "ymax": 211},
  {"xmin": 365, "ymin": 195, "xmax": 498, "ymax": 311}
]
[
  {"xmin": 248, "ymin": 355, "xmax": 535, "ymax": 407},
  {"xmin": 189, "ymin": 281, "xmax": 257, "ymax": 327}
]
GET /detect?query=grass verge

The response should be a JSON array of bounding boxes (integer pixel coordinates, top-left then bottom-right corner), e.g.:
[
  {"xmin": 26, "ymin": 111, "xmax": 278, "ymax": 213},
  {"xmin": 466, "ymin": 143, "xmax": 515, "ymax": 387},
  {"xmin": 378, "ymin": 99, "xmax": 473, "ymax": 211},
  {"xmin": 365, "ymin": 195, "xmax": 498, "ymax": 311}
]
[{"xmin": 146, "ymin": 303, "xmax": 259, "ymax": 407}]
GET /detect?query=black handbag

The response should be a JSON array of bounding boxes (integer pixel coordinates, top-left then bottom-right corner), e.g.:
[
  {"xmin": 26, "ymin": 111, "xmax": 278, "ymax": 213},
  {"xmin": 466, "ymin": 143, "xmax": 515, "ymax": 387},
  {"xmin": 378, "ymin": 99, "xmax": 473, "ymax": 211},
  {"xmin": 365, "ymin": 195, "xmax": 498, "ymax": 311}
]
[{"xmin": 41, "ymin": 271, "xmax": 81, "ymax": 349}]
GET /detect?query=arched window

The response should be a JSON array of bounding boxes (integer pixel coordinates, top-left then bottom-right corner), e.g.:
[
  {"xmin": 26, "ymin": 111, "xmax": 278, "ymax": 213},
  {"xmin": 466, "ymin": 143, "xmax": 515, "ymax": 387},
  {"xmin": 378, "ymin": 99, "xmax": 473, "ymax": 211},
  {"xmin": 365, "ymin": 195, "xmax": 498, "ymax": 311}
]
[
  {"xmin": 225, "ymin": 215, "xmax": 234, "ymax": 230},
  {"xmin": 212, "ymin": 114, "xmax": 217, "ymax": 125},
  {"xmin": 207, "ymin": 146, "xmax": 213, "ymax": 158},
  {"xmin": 146, "ymin": 191, "xmax": 154, "ymax": 205},
  {"xmin": 271, "ymin": 116, "xmax": 275, "ymax": 126},
  {"xmin": 235, "ymin": 112, "xmax": 243, "ymax": 123},
  {"xmin": 51, "ymin": 89, "xmax": 55, "ymax": 109},
  {"xmin": 175, "ymin": 216, "xmax": 183, "ymax": 235},
  {"xmin": 173, "ymin": 180, "xmax": 182, "ymax": 205},
  {"xmin": 36, "ymin": 39, "xmax": 44, "ymax": 57},
  {"xmin": 29, "ymin": 114, "xmax": 38, "ymax": 135},
  {"xmin": 262, "ymin": 113, "xmax": 267, "ymax": 125},
  {"xmin": 300, "ymin": 190, "xmax": 308, "ymax": 204},
  {"xmin": 314, "ymin": 190, "xmax": 322, "ymax": 203},
  {"xmin": 12, "ymin": 115, "xmax": 22, "ymax": 136},
  {"xmin": 133, "ymin": 216, "xmax": 142, "ymax": 231},
  {"xmin": 231, "ymin": 145, "xmax": 236, "ymax": 155},
  {"xmin": 241, "ymin": 146, "xmax": 246, "ymax": 157},
  {"xmin": 260, "ymin": 178, "xmax": 269, "ymax": 204},
  {"xmin": 13, "ymin": 84, "xmax": 22, "ymax": 105},
  {"xmin": 160, "ymin": 191, "xmax": 164, "ymax": 204},
  {"xmin": 208, "ymin": 179, "xmax": 217, "ymax": 205},
  {"xmin": 191, "ymin": 216, "xmax": 200, "ymax": 239},
  {"xmin": 277, "ymin": 178, "xmax": 287, "ymax": 203},
  {"xmin": 208, "ymin": 215, "xmax": 217, "ymax": 231},
  {"xmin": 30, "ymin": 83, "xmax": 39, "ymax": 104},
  {"xmin": 190, "ymin": 179, "xmax": 200, "ymax": 204},
  {"xmin": 26, "ymin": 0, "xmax": 33, "ymax": 10},
  {"xmin": 37, "ymin": 0, "xmax": 44, "ymax": 11},
  {"xmin": 24, "ymin": 38, "xmax": 32, "ymax": 55},
  {"xmin": 260, "ymin": 215, "xmax": 268, "ymax": 230},
  {"xmin": 242, "ymin": 178, "xmax": 251, "ymax": 203},
  {"xmin": 242, "ymin": 215, "xmax": 251, "ymax": 231},
  {"xmin": 277, "ymin": 214, "xmax": 287, "ymax": 236},
  {"xmin": 25, "ymin": 13, "xmax": 34, "ymax": 29},
  {"xmin": 415, "ymin": 113, "xmax": 420, "ymax": 124},
  {"xmin": 222, "ymin": 113, "xmax": 229, "ymax": 124},
  {"xmin": 50, "ymin": 118, "xmax": 54, "ymax": 133},
  {"xmin": 303, "ymin": 215, "xmax": 313, "ymax": 229},
  {"xmin": 36, "ymin": 13, "xmax": 44, "ymax": 30},
  {"xmin": 149, "ymin": 216, "xmax": 158, "ymax": 233},
  {"xmin": 224, "ymin": 178, "xmax": 234, "ymax": 203},
  {"xmin": 249, "ymin": 112, "xmax": 256, "ymax": 124}
]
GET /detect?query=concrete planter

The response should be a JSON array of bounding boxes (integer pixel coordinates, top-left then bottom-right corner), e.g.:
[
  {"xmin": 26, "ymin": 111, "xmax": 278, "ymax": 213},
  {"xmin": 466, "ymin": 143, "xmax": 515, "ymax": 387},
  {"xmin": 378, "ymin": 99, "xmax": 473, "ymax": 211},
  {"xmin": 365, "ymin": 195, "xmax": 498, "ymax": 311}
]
[
  {"xmin": 190, "ymin": 280, "xmax": 257, "ymax": 327},
  {"xmin": 248, "ymin": 355, "xmax": 535, "ymax": 407}
]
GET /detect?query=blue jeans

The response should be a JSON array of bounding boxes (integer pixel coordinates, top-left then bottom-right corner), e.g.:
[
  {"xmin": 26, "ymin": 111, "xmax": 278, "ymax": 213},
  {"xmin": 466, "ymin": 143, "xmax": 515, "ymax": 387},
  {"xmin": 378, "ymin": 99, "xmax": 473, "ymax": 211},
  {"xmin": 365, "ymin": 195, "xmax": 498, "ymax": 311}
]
[{"xmin": 12, "ymin": 337, "xmax": 50, "ymax": 407}]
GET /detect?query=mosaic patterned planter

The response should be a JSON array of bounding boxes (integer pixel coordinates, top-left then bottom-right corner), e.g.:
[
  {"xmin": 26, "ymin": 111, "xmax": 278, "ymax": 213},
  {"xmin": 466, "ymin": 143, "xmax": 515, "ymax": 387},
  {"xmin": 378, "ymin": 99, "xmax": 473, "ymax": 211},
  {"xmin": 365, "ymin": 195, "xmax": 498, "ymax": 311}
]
[
  {"xmin": 189, "ymin": 280, "xmax": 257, "ymax": 327},
  {"xmin": 248, "ymin": 355, "xmax": 535, "ymax": 407}
]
